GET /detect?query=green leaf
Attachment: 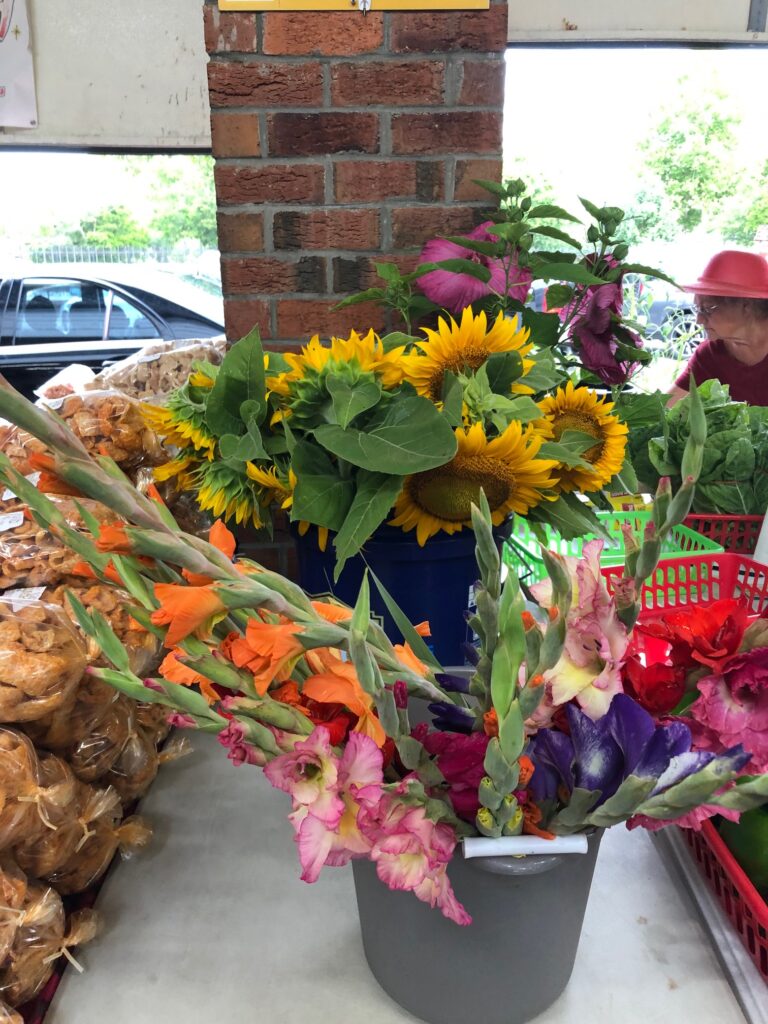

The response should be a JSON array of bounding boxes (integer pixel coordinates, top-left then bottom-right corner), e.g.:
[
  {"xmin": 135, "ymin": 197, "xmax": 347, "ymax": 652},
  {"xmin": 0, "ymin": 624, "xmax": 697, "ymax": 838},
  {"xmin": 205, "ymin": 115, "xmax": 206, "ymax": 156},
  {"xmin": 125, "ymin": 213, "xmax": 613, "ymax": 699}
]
[
  {"xmin": 473, "ymin": 178, "xmax": 507, "ymax": 198},
  {"xmin": 607, "ymin": 455, "xmax": 639, "ymax": 495},
  {"xmin": 527, "ymin": 493, "xmax": 610, "ymax": 541},
  {"xmin": 326, "ymin": 377, "xmax": 382, "ymax": 429},
  {"xmin": 290, "ymin": 441, "xmax": 354, "ymax": 531},
  {"xmin": 428, "ymin": 258, "xmax": 492, "ymax": 283},
  {"xmin": 527, "ymin": 204, "xmax": 582, "ymax": 223},
  {"xmin": 315, "ymin": 396, "xmax": 457, "ymax": 475},
  {"xmin": 543, "ymin": 284, "xmax": 574, "ymax": 309},
  {"xmin": 440, "ymin": 236, "xmax": 504, "ymax": 258},
  {"xmin": 219, "ymin": 428, "xmax": 268, "ymax": 464},
  {"xmin": 539, "ymin": 441, "xmax": 591, "ymax": 469},
  {"xmin": 579, "ymin": 197, "xmax": 601, "ymax": 219},
  {"xmin": 552, "ymin": 787, "xmax": 602, "ymax": 831},
  {"xmin": 520, "ymin": 351, "xmax": 566, "ymax": 393},
  {"xmin": 333, "ymin": 471, "xmax": 404, "ymax": 577},
  {"xmin": 205, "ymin": 327, "xmax": 266, "ymax": 437},
  {"xmin": 375, "ymin": 262, "xmax": 403, "ymax": 284},
  {"xmin": 619, "ymin": 263, "xmax": 679, "ymax": 289},
  {"xmin": 521, "ymin": 309, "xmax": 562, "ymax": 349},
  {"xmin": 442, "ymin": 372, "xmax": 464, "ymax": 427},
  {"xmin": 531, "ymin": 263, "xmax": 605, "ymax": 286},
  {"xmin": 529, "ymin": 225, "xmax": 582, "ymax": 248},
  {"xmin": 333, "ymin": 287, "xmax": 386, "ymax": 310},
  {"xmin": 496, "ymin": 395, "xmax": 542, "ymax": 423},
  {"xmin": 366, "ymin": 566, "xmax": 442, "ymax": 670},
  {"xmin": 487, "ymin": 222, "xmax": 527, "ymax": 243},
  {"xmin": 380, "ymin": 331, "xmax": 420, "ymax": 352},
  {"xmin": 486, "ymin": 350, "xmax": 524, "ymax": 393}
]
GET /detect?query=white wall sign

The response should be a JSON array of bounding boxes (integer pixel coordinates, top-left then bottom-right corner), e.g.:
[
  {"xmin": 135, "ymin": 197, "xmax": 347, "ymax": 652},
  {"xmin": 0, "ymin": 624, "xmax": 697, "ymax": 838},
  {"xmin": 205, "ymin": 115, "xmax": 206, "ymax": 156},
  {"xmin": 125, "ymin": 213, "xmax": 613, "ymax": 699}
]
[{"xmin": 0, "ymin": 0, "xmax": 37, "ymax": 128}]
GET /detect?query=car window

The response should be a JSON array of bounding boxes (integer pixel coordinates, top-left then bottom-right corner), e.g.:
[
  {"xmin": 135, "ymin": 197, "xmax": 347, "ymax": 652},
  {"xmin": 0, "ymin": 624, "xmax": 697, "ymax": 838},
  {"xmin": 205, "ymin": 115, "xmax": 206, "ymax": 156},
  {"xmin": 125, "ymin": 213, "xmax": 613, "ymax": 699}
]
[
  {"xmin": 108, "ymin": 293, "xmax": 161, "ymax": 341},
  {"xmin": 15, "ymin": 279, "xmax": 108, "ymax": 343}
]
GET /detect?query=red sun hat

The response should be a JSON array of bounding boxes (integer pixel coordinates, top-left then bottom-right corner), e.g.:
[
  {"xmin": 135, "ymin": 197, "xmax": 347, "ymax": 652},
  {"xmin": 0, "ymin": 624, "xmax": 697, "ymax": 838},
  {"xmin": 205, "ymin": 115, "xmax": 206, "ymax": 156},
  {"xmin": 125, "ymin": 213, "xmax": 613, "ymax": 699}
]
[{"xmin": 682, "ymin": 249, "xmax": 768, "ymax": 299}]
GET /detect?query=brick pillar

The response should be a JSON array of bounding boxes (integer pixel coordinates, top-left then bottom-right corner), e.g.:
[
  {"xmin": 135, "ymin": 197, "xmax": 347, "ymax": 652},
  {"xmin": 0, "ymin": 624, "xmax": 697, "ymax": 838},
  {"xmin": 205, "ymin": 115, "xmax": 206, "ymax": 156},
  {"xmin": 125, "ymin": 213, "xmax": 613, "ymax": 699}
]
[{"xmin": 203, "ymin": 1, "xmax": 508, "ymax": 345}]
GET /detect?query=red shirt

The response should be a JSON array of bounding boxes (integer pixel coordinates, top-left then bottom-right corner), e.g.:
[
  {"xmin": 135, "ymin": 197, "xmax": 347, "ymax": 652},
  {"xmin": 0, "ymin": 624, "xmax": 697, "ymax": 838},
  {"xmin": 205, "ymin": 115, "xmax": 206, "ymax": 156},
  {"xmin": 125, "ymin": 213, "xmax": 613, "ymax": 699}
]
[{"xmin": 675, "ymin": 339, "xmax": 768, "ymax": 405}]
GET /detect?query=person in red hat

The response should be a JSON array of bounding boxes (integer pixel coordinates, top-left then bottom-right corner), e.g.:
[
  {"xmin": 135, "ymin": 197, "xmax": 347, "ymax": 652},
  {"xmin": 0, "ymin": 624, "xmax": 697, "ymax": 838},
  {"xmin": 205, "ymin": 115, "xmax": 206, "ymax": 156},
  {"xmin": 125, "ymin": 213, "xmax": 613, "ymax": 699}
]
[{"xmin": 668, "ymin": 249, "xmax": 768, "ymax": 406}]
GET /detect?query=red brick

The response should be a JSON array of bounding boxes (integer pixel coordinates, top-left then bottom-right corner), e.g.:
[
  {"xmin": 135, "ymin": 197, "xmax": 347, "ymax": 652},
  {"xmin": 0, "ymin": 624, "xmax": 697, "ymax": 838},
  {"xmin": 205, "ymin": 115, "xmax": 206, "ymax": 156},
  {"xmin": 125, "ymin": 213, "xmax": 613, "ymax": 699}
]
[
  {"xmin": 210, "ymin": 113, "xmax": 260, "ymax": 159},
  {"xmin": 330, "ymin": 61, "xmax": 444, "ymax": 107},
  {"xmin": 216, "ymin": 212, "xmax": 264, "ymax": 253},
  {"xmin": 268, "ymin": 113, "xmax": 379, "ymax": 157},
  {"xmin": 221, "ymin": 256, "xmax": 325, "ymax": 295},
  {"xmin": 273, "ymin": 209, "xmax": 380, "ymax": 251},
  {"xmin": 276, "ymin": 299, "xmax": 386, "ymax": 340},
  {"xmin": 390, "ymin": 8, "xmax": 508, "ymax": 54},
  {"xmin": 459, "ymin": 60, "xmax": 506, "ymax": 107},
  {"xmin": 454, "ymin": 158, "xmax": 504, "ymax": 201},
  {"xmin": 208, "ymin": 61, "xmax": 323, "ymax": 109},
  {"xmin": 203, "ymin": 8, "xmax": 256, "ymax": 54},
  {"xmin": 223, "ymin": 299, "xmax": 271, "ymax": 343},
  {"xmin": 332, "ymin": 254, "xmax": 420, "ymax": 293},
  {"xmin": 263, "ymin": 12, "xmax": 383, "ymax": 56},
  {"xmin": 333, "ymin": 160, "xmax": 444, "ymax": 203},
  {"xmin": 391, "ymin": 207, "xmax": 485, "ymax": 249},
  {"xmin": 391, "ymin": 112, "xmax": 502, "ymax": 156},
  {"xmin": 214, "ymin": 164, "xmax": 325, "ymax": 206}
]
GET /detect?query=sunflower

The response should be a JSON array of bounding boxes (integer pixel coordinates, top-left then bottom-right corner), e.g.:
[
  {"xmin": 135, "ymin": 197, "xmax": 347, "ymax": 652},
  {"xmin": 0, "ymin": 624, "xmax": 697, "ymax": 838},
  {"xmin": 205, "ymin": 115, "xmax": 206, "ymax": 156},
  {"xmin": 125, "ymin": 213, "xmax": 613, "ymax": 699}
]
[
  {"xmin": 246, "ymin": 464, "xmax": 330, "ymax": 550},
  {"xmin": 535, "ymin": 381, "xmax": 628, "ymax": 493},
  {"xmin": 142, "ymin": 393, "xmax": 216, "ymax": 457},
  {"xmin": 153, "ymin": 451, "xmax": 201, "ymax": 490},
  {"xmin": 388, "ymin": 421, "xmax": 559, "ymax": 546},
  {"xmin": 401, "ymin": 307, "xmax": 534, "ymax": 403},
  {"xmin": 192, "ymin": 461, "xmax": 266, "ymax": 528},
  {"xmin": 266, "ymin": 329, "xmax": 406, "ymax": 398}
]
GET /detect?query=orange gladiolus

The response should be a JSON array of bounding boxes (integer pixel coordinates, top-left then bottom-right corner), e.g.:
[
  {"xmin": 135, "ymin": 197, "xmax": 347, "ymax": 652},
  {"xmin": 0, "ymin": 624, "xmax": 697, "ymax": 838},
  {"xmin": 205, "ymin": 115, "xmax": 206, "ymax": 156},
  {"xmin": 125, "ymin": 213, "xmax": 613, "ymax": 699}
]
[
  {"xmin": 311, "ymin": 600, "xmax": 352, "ymax": 624},
  {"xmin": 95, "ymin": 523, "xmax": 133, "ymax": 554},
  {"xmin": 151, "ymin": 583, "xmax": 227, "ymax": 648},
  {"xmin": 71, "ymin": 559, "xmax": 125, "ymax": 586},
  {"xmin": 159, "ymin": 649, "xmax": 219, "ymax": 705},
  {"xmin": 522, "ymin": 800, "xmax": 555, "ymax": 840},
  {"xmin": 183, "ymin": 519, "xmax": 237, "ymax": 586},
  {"xmin": 145, "ymin": 483, "xmax": 166, "ymax": 505},
  {"xmin": 517, "ymin": 755, "xmax": 535, "ymax": 788},
  {"xmin": 483, "ymin": 709, "xmax": 499, "ymax": 738},
  {"xmin": 413, "ymin": 621, "xmax": 432, "ymax": 638},
  {"xmin": 271, "ymin": 680, "xmax": 312, "ymax": 717},
  {"xmin": 393, "ymin": 642, "xmax": 428, "ymax": 677},
  {"xmin": 301, "ymin": 650, "xmax": 386, "ymax": 748},
  {"xmin": 222, "ymin": 619, "xmax": 304, "ymax": 696}
]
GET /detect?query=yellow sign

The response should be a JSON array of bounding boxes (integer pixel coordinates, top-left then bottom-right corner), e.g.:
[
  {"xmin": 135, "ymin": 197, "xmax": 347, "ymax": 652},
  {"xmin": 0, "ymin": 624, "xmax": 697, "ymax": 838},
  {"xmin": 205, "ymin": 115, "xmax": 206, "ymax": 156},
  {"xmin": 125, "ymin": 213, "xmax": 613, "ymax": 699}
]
[{"xmin": 219, "ymin": 1, "xmax": 489, "ymax": 10}]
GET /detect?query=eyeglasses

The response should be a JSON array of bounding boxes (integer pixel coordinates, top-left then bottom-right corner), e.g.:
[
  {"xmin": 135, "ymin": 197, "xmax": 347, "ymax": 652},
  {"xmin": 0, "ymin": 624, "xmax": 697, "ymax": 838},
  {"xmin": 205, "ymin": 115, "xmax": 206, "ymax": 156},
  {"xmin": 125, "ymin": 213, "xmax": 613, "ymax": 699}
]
[{"xmin": 693, "ymin": 301, "xmax": 721, "ymax": 319}]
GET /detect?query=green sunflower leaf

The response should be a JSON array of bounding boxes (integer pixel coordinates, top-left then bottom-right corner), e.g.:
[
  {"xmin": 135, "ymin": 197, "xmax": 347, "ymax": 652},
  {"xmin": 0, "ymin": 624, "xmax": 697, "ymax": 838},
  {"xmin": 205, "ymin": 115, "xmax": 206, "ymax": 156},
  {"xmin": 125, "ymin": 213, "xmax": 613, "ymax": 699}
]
[
  {"xmin": 206, "ymin": 327, "xmax": 266, "ymax": 438},
  {"xmin": 315, "ymin": 396, "xmax": 457, "ymax": 475},
  {"xmin": 290, "ymin": 441, "xmax": 354, "ymax": 532},
  {"xmin": 486, "ymin": 350, "xmax": 524, "ymax": 393},
  {"xmin": 333, "ymin": 471, "xmax": 405, "ymax": 578},
  {"xmin": 326, "ymin": 376, "xmax": 382, "ymax": 429}
]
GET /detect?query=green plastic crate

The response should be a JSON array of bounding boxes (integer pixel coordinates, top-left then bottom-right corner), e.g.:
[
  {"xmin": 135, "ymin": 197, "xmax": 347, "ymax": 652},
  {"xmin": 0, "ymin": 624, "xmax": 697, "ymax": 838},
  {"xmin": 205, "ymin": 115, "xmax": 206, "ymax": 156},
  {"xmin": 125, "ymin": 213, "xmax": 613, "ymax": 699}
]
[{"xmin": 502, "ymin": 510, "xmax": 724, "ymax": 584}]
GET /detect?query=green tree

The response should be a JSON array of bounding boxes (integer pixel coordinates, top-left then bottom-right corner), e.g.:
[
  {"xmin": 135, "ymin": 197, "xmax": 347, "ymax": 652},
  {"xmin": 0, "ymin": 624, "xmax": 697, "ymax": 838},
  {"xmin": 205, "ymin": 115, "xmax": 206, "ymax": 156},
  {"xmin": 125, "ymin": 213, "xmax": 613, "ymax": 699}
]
[
  {"xmin": 722, "ymin": 158, "xmax": 768, "ymax": 246},
  {"xmin": 64, "ymin": 205, "xmax": 150, "ymax": 248},
  {"xmin": 146, "ymin": 155, "xmax": 217, "ymax": 249},
  {"xmin": 634, "ymin": 77, "xmax": 743, "ymax": 235}
]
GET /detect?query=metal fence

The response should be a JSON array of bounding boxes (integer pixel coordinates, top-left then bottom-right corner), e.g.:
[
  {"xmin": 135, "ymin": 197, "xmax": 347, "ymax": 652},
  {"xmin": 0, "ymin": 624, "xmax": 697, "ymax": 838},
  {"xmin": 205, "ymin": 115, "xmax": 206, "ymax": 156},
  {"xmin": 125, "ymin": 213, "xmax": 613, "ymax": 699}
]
[{"xmin": 26, "ymin": 245, "xmax": 174, "ymax": 265}]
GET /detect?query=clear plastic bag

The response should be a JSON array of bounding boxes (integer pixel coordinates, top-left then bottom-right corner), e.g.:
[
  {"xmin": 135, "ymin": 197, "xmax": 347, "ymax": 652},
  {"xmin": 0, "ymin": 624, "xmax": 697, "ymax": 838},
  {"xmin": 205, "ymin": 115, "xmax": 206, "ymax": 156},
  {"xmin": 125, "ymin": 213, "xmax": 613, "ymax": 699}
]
[
  {"xmin": 132, "ymin": 468, "xmax": 213, "ymax": 539},
  {"xmin": 135, "ymin": 700, "xmax": 172, "ymax": 745},
  {"xmin": 102, "ymin": 726, "xmax": 159, "ymax": 807},
  {"xmin": 48, "ymin": 816, "xmax": 152, "ymax": 895},
  {"xmin": 0, "ymin": 513, "xmax": 84, "ymax": 591},
  {"xmin": 0, "ymin": 859, "xmax": 27, "ymax": 965},
  {"xmin": 66, "ymin": 696, "xmax": 135, "ymax": 783},
  {"xmin": 36, "ymin": 390, "xmax": 164, "ymax": 469},
  {"xmin": 0, "ymin": 885, "xmax": 98, "ymax": 1006},
  {"xmin": 23, "ymin": 676, "xmax": 118, "ymax": 753},
  {"xmin": 87, "ymin": 337, "xmax": 226, "ymax": 400},
  {"xmin": 44, "ymin": 581, "xmax": 160, "ymax": 678},
  {"xmin": 0, "ymin": 600, "xmax": 86, "ymax": 723},
  {"xmin": 0, "ymin": 998, "xmax": 23, "ymax": 1022}
]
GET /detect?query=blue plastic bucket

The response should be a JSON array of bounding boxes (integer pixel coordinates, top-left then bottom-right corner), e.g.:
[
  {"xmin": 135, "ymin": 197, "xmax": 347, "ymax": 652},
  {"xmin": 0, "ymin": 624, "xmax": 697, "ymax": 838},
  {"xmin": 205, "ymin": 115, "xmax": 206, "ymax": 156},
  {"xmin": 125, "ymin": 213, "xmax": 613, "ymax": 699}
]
[{"xmin": 293, "ymin": 525, "xmax": 480, "ymax": 667}]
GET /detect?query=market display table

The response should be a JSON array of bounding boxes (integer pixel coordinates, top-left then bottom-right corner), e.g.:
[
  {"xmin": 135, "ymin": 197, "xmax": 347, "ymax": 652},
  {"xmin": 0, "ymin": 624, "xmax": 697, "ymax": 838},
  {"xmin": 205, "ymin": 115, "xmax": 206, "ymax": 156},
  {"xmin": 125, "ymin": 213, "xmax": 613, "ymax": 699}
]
[{"xmin": 49, "ymin": 735, "xmax": 747, "ymax": 1024}]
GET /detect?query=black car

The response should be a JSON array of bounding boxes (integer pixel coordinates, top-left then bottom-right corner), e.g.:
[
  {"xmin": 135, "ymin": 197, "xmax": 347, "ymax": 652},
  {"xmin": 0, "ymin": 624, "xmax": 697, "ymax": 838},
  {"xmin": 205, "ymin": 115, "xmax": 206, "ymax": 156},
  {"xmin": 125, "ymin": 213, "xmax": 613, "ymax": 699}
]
[{"xmin": 0, "ymin": 272, "xmax": 224, "ymax": 398}]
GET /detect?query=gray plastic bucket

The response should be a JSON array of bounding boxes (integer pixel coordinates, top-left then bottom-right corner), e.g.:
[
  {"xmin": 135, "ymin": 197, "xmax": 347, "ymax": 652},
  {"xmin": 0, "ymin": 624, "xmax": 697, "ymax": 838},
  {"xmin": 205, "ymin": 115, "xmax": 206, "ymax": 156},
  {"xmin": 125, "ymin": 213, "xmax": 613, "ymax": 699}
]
[{"xmin": 352, "ymin": 830, "xmax": 603, "ymax": 1024}]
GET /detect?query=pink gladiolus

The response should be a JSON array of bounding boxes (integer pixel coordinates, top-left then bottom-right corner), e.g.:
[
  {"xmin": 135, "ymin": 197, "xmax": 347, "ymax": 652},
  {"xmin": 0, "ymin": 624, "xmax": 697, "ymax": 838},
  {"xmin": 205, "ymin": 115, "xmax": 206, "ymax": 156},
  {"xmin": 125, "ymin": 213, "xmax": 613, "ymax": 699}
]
[
  {"xmin": 689, "ymin": 651, "xmax": 768, "ymax": 773},
  {"xmin": 217, "ymin": 721, "xmax": 267, "ymax": 767},
  {"xmin": 264, "ymin": 726, "xmax": 344, "ymax": 825},
  {"xmin": 167, "ymin": 712, "xmax": 196, "ymax": 729},
  {"xmin": 414, "ymin": 725, "xmax": 489, "ymax": 821},
  {"xmin": 416, "ymin": 222, "xmax": 532, "ymax": 314},
  {"xmin": 627, "ymin": 803, "xmax": 741, "ymax": 833}
]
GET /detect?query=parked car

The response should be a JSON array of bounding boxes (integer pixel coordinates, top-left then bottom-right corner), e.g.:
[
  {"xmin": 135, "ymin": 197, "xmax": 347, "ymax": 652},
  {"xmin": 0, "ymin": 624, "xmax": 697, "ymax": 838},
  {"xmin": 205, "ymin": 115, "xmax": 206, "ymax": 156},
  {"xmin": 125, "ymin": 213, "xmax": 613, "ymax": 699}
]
[{"xmin": 0, "ymin": 267, "xmax": 224, "ymax": 397}]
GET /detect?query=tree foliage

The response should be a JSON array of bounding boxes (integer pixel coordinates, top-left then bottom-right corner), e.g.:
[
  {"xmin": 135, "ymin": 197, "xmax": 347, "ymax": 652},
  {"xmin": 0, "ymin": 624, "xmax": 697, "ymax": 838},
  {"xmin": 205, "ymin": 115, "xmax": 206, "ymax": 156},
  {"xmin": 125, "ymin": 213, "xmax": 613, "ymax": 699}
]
[{"xmin": 63, "ymin": 205, "xmax": 150, "ymax": 248}]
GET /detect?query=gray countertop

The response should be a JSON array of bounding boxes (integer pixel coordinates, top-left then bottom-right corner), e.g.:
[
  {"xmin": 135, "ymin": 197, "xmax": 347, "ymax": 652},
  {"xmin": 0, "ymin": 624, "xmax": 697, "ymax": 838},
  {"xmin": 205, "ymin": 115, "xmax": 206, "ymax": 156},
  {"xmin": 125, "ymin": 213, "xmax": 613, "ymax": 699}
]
[{"xmin": 49, "ymin": 733, "xmax": 747, "ymax": 1024}]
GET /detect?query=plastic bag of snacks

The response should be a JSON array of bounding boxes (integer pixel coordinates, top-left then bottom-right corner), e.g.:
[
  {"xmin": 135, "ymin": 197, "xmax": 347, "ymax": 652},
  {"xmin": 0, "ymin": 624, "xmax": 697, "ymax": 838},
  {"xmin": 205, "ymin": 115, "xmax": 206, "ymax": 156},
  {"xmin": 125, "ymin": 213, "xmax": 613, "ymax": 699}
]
[
  {"xmin": 0, "ymin": 427, "xmax": 48, "ymax": 478},
  {"xmin": 0, "ymin": 859, "xmax": 27, "ymax": 965},
  {"xmin": 49, "ymin": 815, "xmax": 152, "ymax": 896},
  {"xmin": 37, "ymin": 390, "xmax": 164, "ymax": 469},
  {"xmin": 0, "ymin": 884, "xmax": 98, "ymax": 1006},
  {"xmin": 0, "ymin": 999, "xmax": 22, "ymax": 1023},
  {"xmin": 10, "ymin": 757, "xmax": 82, "ymax": 878},
  {"xmin": 105, "ymin": 731, "xmax": 191, "ymax": 807},
  {"xmin": 132, "ymin": 467, "xmax": 213, "ymax": 539},
  {"xmin": 65, "ymin": 695, "xmax": 135, "ymax": 783},
  {"xmin": 0, "ymin": 599, "xmax": 86, "ymax": 722},
  {"xmin": 87, "ymin": 337, "xmax": 226, "ymax": 400},
  {"xmin": 0, "ymin": 745, "xmax": 79, "ymax": 855},
  {"xmin": 135, "ymin": 700, "xmax": 172, "ymax": 745},
  {"xmin": 23, "ymin": 676, "xmax": 118, "ymax": 753},
  {"xmin": 0, "ymin": 515, "xmax": 83, "ymax": 591},
  {"xmin": 45, "ymin": 580, "xmax": 160, "ymax": 677},
  {"xmin": 14, "ymin": 783, "xmax": 121, "ymax": 881}
]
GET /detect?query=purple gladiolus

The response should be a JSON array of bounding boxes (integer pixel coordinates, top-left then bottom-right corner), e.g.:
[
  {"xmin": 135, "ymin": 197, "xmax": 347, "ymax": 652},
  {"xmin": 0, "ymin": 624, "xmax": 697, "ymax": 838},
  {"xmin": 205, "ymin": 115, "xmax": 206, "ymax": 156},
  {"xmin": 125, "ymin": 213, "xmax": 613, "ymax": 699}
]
[
  {"xmin": 427, "ymin": 701, "xmax": 475, "ymax": 733},
  {"xmin": 416, "ymin": 222, "xmax": 533, "ymax": 315},
  {"xmin": 435, "ymin": 671, "xmax": 472, "ymax": 693}
]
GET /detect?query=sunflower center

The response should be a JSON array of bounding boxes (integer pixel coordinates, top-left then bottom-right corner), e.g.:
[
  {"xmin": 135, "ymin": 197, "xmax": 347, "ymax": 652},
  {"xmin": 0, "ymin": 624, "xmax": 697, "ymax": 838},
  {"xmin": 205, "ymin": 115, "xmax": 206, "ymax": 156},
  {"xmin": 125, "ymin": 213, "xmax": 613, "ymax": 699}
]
[
  {"xmin": 551, "ymin": 411, "xmax": 604, "ymax": 463},
  {"xmin": 408, "ymin": 456, "xmax": 511, "ymax": 521},
  {"xmin": 426, "ymin": 347, "xmax": 489, "ymax": 402}
]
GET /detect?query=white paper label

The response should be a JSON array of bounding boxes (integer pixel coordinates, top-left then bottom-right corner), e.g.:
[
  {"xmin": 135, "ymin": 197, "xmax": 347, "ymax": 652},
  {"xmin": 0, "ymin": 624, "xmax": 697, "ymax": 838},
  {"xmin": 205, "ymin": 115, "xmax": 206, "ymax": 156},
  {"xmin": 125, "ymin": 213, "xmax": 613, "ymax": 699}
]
[
  {"xmin": 0, "ymin": 512, "xmax": 24, "ymax": 532},
  {"xmin": 2, "ymin": 471, "xmax": 40, "ymax": 501},
  {"xmin": 3, "ymin": 586, "xmax": 46, "ymax": 612}
]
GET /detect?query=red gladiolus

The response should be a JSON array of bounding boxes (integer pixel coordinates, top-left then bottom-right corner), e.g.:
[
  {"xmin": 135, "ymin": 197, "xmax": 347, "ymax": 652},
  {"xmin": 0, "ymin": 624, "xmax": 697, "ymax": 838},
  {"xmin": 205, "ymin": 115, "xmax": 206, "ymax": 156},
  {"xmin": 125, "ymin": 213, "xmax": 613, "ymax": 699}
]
[{"xmin": 622, "ymin": 654, "xmax": 687, "ymax": 715}]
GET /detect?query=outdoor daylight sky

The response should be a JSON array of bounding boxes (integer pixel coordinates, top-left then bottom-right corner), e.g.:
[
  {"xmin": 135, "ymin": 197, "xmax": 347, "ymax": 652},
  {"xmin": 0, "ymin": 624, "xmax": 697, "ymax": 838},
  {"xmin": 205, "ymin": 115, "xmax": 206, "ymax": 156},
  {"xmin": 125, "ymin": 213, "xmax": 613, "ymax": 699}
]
[{"xmin": 1, "ymin": 43, "xmax": 767, "ymax": 275}]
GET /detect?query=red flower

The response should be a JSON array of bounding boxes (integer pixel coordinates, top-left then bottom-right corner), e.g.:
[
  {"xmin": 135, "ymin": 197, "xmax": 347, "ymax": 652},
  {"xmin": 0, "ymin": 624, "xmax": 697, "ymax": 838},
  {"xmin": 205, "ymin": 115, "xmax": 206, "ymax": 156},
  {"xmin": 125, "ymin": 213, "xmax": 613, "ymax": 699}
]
[
  {"xmin": 636, "ymin": 599, "xmax": 749, "ymax": 673},
  {"xmin": 622, "ymin": 654, "xmax": 686, "ymax": 715}
]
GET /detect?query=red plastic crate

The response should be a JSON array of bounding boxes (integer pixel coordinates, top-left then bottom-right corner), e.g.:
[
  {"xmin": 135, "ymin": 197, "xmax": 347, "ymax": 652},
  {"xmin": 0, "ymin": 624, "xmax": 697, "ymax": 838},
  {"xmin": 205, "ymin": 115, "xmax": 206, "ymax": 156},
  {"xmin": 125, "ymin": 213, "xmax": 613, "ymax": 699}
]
[
  {"xmin": 601, "ymin": 552, "xmax": 768, "ymax": 615},
  {"xmin": 684, "ymin": 514, "xmax": 763, "ymax": 555},
  {"xmin": 681, "ymin": 821, "xmax": 768, "ymax": 982}
]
